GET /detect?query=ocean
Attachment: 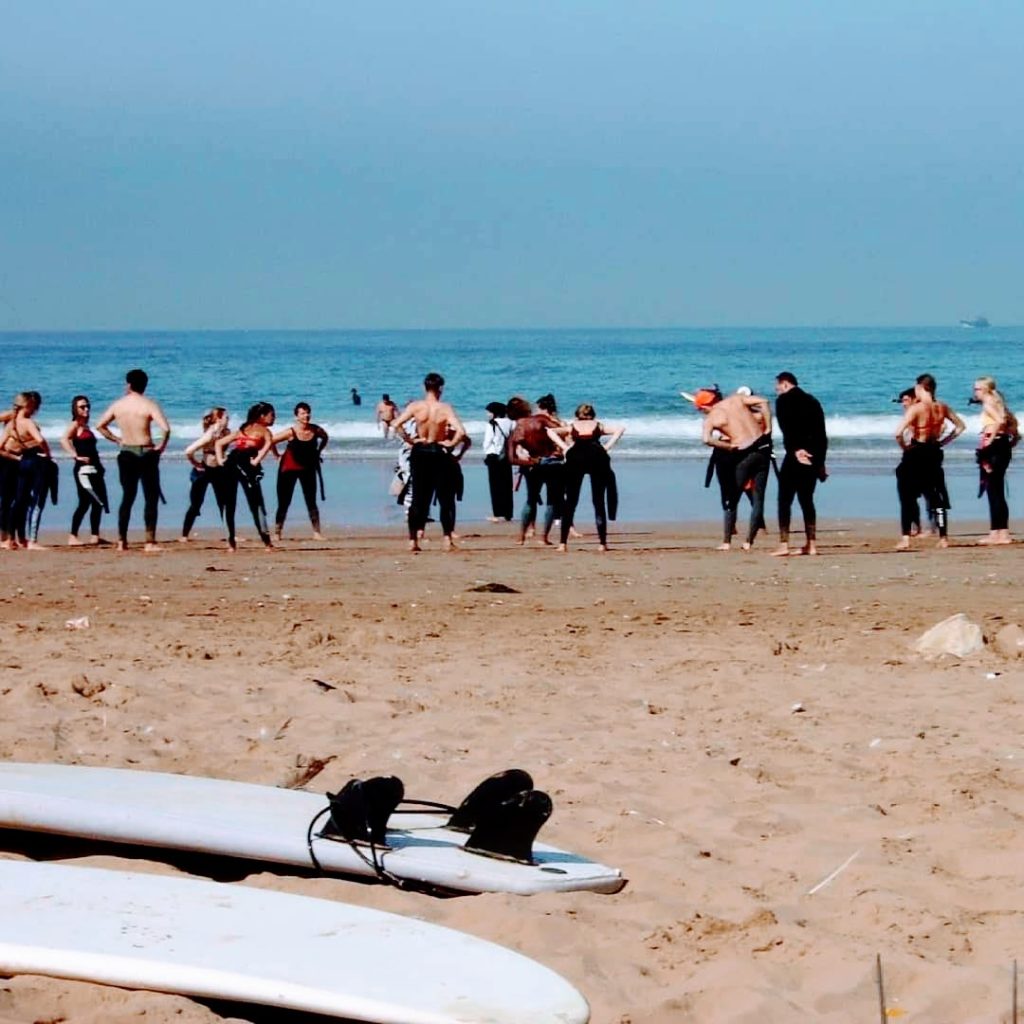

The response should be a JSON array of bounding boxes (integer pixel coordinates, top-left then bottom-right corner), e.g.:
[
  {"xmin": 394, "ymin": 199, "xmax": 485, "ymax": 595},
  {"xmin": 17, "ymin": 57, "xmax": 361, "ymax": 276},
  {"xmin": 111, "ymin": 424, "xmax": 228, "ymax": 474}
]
[{"xmin": 2, "ymin": 326, "xmax": 1020, "ymax": 532}]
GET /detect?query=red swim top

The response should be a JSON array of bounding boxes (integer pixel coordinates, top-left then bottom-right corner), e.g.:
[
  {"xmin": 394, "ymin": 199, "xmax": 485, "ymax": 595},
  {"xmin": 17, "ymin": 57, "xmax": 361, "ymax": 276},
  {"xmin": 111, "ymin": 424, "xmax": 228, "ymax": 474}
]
[{"xmin": 234, "ymin": 431, "xmax": 263, "ymax": 450}]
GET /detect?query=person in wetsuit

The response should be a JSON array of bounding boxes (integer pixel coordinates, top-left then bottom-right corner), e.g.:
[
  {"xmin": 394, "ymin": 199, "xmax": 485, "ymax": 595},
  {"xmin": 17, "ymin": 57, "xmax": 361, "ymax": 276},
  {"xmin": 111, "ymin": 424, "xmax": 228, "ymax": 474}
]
[
  {"xmin": 60, "ymin": 395, "xmax": 108, "ymax": 545},
  {"xmin": 181, "ymin": 407, "xmax": 231, "ymax": 541},
  {"xmin": 548, "ymin": 403, "xmax": 625, "ymax": 552},
  {"xmin": 691, "ymin": 386, "xmax": 773, "ymax": 550},
  {"xmin": 0, "ymin": 391, "xmax": 54, "ymax": 550},
  {"xmin": 771, "ymin": 372, "xmax": 828, "ymax": 557},
  {"xmin": 96, "ymin": 368, "xmax": 170, "ymax": 552},
  {"xmin": 273, "ymin": 402, "xmax": 329, "ymax": 540},
  {"xmin": 894, "ymin": 373, "xmax": 965, "ymax": 550},
  {"xmin": 506, "ymin": 396, "xmax": 565, "ymax": 546},
  {"xmin": 391, "ymin": 373, "xmax": 466, "ymax": 553},
  {"xmin": 972, "ymin": 376, "xmax": 1016, "ymax": 545},
  {"xmin": 214, "ymin": 402, "xmax": 276, "ymax": 552}
]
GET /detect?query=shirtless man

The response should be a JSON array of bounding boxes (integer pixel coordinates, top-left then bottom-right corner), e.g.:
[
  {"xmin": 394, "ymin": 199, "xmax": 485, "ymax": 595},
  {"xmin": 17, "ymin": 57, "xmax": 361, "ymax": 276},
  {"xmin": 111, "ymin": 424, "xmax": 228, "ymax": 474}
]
[
  {"xmin": 506, "ymin": 396, "xmax": 563, "ymax": 546},
  {"xmin": 894, "ymin": 373, "xmax": 964, "ymax": 550},
  {"xmin": 96, "ymin": 368, "xmax": 170, "ymax": 551},
  {"xmin": 391, "ymin": 372, "xmax": 466, "ymax": 552},
  {"xmin": 690, "ymin": 386, "xmax": 773, "ymax": 550},
  {"xmin": 375, "ymin": 394, "xmax": 399, "ymax": 439}
]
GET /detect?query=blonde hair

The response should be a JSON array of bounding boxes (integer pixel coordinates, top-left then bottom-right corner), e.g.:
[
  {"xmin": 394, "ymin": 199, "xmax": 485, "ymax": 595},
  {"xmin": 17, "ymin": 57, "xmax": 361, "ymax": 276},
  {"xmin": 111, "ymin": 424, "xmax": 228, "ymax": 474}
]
[
  {"xmin": 202, "ymin": 406, "xmax": 227, "ymax": 431},
  {"xmin": 575, "ymin": 403, "xmax": 596, "ymax": 420}
]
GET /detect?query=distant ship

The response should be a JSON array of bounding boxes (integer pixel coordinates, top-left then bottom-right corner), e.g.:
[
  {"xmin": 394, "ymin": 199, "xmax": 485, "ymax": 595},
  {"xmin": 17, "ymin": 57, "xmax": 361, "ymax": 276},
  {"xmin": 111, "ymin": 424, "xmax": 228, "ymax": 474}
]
[{"xmin": 959, "ymin": 315, "xmax": 990, "ymax": 328}]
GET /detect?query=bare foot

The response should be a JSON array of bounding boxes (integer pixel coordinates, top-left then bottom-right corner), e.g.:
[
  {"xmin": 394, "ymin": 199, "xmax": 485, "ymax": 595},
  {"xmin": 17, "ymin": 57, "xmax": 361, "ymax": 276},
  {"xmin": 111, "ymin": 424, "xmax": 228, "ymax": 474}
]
[
  {"xmin": 770, "ymin": 544, "xmax": 790, "ymax": 557},
  {"xmin": 569, "ymin": 527, "xmax": 583, "ymax": 539},
  {"xmin": 116, "ymin": 541, "xmax": 128, "ymax": 552},
  {"xmin": 408, "ymin": 540, "xmax": 421, "ymax": 553},
  {"xmin": 802, "ymin": 543, "xmax": 818, "ymax": 556},
  {"xmin": 68, "ymin": 535, "xmax": 84, "ymax": 547},
  {"xmin": 89, "ymin": 536, "xmax": 102, "ymax": 545},
  {"xmin": 26, "ymin": 541, "xmax": 47, "ymax": 550},
  {"xmin": 226, "ymin": 542, "xmax": 237, "ymax": 553},
  {"xmin": 895, "ymin": 537, "xmax": 911, "ymax": 550},
  {"xmin": 538, "ymin": 537, "xmax": 553, "ymax": 547},
  {"xmin": 715, "ymin": 542, "xmax": 731, "ymax": 551},
  {"xmin": 597, "ymin": 544, "xmax": 609, "ymax": 553},
  {"xmin": 936, "ymin": 537, "xmax": 949, "ymax": 549},
  {"xmin": 443, "ymin": 535, "xmax": 457, "ymax": 551},
  {"xmin": 486, "ymin": 516, "xmax": 502, "ymax": 523},
  {"xmin": 178, "ymin": 536, "xmax": 190, "ymax": 543},
  {"xmin": 144, "ymin": 543, "xmax": 163, "ymax": 553},
  {"xmin": 557, "ymin": 543, "xmax": 567, "ymax": 552},
  {"xmin": 741, "ymin": 542, "xmax": 752, "ymax": 551},
  {"xmin": 312, "ymin": 532, "xmax": 324, "ymax": 541}
]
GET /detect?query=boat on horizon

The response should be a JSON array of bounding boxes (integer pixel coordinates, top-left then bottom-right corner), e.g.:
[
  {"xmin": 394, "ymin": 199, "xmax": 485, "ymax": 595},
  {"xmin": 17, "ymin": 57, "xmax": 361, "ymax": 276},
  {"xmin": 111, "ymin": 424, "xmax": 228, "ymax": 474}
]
[{"xmin": 959, "ymin": 315, "xmax": 990, "ymax": 328}]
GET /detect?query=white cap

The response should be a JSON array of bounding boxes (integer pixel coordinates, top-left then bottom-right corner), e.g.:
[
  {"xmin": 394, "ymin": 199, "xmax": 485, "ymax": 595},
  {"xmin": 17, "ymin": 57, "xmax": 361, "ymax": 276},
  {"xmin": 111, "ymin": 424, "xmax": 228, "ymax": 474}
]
[{"xmin": 736, "ymin": 385, "xmax": 752, "ymax": 396}]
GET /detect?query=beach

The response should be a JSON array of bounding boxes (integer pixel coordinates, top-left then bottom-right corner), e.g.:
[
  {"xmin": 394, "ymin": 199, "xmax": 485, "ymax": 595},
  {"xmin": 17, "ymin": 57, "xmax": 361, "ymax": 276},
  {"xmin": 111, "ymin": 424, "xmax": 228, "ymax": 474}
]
[{"xmin": 0, "ymin": 519, "xmax": 1021, "ymax": 1022}]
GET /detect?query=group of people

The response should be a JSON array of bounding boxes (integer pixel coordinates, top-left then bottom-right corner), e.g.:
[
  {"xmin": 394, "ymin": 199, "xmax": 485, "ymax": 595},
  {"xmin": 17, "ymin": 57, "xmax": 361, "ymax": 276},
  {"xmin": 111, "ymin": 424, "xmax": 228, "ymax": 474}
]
[
  {"xmin": 0, "ymin": 366, "xmax": 1017, "ymax": 554},
  {"xmin": 689, "ymin": 370, "xmax": 1016, "ymax": 554},
  {"xmin": 0, "ymin": 369, "xmax": 329, "ymax": 552},
  {"xmin": 389, "ymin": 375, "xmax": 624, "ymax": 553}
]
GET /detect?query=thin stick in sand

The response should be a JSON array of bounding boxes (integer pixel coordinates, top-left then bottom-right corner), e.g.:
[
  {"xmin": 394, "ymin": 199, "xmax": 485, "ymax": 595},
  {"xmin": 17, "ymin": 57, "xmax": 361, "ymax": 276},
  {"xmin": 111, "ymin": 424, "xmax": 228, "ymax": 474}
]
[
  {"xmin": 805, "ymin": 848, "xmax": 861, "ymax": 896},
  {"xmin": 876, "ymin": 954, "xmax": 887, "ymax": 1024}
]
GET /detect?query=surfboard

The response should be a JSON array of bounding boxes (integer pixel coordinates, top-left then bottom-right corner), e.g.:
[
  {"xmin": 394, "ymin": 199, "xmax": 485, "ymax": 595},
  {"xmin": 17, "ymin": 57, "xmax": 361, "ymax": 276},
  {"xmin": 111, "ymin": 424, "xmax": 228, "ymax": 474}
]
[
  {"xmin": 0, "ymin": 858, "xmax": 590, "ymax": 1023},
  {"xmin": 0, "ymin": 763, "xmax": 625, "ymax": 896}
]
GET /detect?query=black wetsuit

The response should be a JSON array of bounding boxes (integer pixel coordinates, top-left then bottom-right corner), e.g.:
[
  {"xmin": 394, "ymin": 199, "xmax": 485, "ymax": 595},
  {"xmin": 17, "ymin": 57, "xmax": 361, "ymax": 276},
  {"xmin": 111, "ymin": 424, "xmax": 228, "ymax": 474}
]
[
  {"xmin": 897, "ymin": 440, "xmax": 950, "ymax": 538},
  {"xmin": 978, "ymin": 435, "xmax": 1012, "ymax": 531},
  {"xmin": 13, "ymin": 448, "xmax": 54, "ymax": 544},
  {"xmin": 275, "ymin": 435, "xmax": 324, "ymax": 533},
  {"xmin": 408, "ymin": 442, "xmax": 459, "ymax": 539},
  {"xmin": 117, "ymin": 447, "xmax": 162, "ymax": 544},
  {"xmin": 775, "ymin": 387, "xmax": 828, "ymax": 544},
  {"xmin": 182, "ymin": 464, "xmax": 229, "ymax": 537},
  {"xmin": 70, "ymin": 429, "xmax": 108, "ymax": 537},
  {"xmin": 560, "ymin": 427, "xmax": 613, "ymax": 545},
  {"xmin": 716, "ymin": 435, "xmax": 772, "ymax": 545},
  {"xmin": 224, "ymin": 445, "xmax": 272, "ymax": 547}
]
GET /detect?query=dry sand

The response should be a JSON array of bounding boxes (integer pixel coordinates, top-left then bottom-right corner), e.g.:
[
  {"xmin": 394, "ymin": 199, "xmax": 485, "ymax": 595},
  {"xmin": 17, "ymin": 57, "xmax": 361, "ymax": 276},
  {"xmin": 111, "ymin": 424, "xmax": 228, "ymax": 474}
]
[{"xmin": 0, "ymin": 519, "xmax": 1022, "ymax": 1023}]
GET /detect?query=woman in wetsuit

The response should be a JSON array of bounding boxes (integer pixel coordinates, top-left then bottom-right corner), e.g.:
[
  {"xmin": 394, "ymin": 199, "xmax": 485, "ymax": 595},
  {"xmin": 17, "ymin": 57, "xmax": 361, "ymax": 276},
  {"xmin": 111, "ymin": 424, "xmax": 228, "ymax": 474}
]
[
  {"xmin": 214, "ymin": 402, "xmax": 276, "ymax": 552},
  {"xmin": 272, "ymin": 402, "xmax": 328, "ymax": 540},
  {"xmin": 60, "ymin": 395, "xmax": 108, "ymax": 545},
  {"xmin": 973, "ymin": 376, "xmax": 1016, "ymax": 545},
  {"xmin": 549, "ymin": 403, "xmax": 625, "ymax": 553},
  {"xmin": 181, "ymin": 407, "xmax": 230, "ymax": 541},
  {"xmin": 0, "ymin": 399, "xmax": 22, "ymax": 549},
  {"xmin": 0, "ymin": 392, "xmax": 54, "ymax": 550}
]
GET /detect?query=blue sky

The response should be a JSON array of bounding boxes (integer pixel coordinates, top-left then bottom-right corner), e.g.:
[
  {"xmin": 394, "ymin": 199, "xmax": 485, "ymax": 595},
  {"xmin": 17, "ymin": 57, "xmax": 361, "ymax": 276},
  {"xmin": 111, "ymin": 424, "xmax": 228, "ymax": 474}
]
[{"xmin": 1, "ymin": 1, "xmax": 1021, "ymax": 328}]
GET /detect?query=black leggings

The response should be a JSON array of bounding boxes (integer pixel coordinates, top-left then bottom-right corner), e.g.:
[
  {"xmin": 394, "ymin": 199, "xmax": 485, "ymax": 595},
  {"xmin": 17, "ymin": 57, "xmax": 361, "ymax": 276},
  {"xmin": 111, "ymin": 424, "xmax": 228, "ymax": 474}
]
[
  {"xmin": 182, "ymin": 466, "xmax": 229, "ymax": 537},
  {"xmin": 117, "ymin": 449, "xmax": 162, "ymax": 543},
  {"xmin": 776, "ymin": 456, "xmax": 818, "ymax": 543},
  {"xmin": 485, "ymin": 455, "xmax": 514, "ymax": 520},
  {"xmin": 408, "ymin": 444, "xmax": 458, "ymax": 539},
  {"xmin": 71, "ymin": 464, "xmax": 108, "ymax": 537},
  {"xmin": 276, "ymin": 469, "xmax": 320, "ymax": 532},
  {"xmin": 980, "ymin": 436, "xmax": 1012, "ymax": 531},
  {"xmin": 560, "ymin": 443, "xmax": 610, "ymax": 545},
  {"xmin": 717, "ymin": 440, "xmax": 771, "ymax": 545},
  {"xmin": 224, "ymin": 450, "xmax": 272, "ymax": 547}
]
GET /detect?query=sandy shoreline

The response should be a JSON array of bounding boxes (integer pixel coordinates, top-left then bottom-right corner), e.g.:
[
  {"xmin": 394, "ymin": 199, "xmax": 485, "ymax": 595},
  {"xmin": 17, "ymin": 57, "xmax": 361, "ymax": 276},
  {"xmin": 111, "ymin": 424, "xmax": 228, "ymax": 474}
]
[{"xmin": 1, "ymin": 520, "xmax": 1022, "ymax": 1023}]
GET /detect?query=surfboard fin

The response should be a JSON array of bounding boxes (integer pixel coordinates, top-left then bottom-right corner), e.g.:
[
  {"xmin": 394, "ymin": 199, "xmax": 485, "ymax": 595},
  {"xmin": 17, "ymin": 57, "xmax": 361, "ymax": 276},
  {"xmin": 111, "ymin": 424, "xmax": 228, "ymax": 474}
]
[
  {"xmin": 446, "ymin": 769, "xmax": 534, "ymax": 833},
  {"xmin": 322, "ymin": 776, "xmax": 404, "ymax": 847},
  {"xmin": 464, "ymin": 789, "xmax": 552, "ymax": 864}
]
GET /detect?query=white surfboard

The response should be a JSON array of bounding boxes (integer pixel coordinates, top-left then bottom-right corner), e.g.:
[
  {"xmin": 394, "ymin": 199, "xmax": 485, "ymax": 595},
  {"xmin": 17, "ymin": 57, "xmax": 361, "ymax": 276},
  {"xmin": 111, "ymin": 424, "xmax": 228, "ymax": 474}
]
[
  {"xmin": 0, "ymin": 763, "xmax": 625, "ymax": 896},
  {"xmin": 0, "ymin": 859, "xmax": 589, "ymax": 1024}
]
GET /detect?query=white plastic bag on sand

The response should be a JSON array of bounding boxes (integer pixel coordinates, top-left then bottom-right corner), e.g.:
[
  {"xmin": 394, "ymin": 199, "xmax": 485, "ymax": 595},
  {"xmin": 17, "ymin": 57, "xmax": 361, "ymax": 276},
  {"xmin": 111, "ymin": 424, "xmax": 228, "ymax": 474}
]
[{"xmin": 913, "ymin": 613, "xmax": 984, "ymax": 658}]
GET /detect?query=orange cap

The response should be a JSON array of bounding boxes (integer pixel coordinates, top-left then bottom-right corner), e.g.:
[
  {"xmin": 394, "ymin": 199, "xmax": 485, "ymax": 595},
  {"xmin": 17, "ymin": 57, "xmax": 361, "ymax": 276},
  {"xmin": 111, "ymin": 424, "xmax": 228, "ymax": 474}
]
[{"xmin": 692, "ymin": 388, "xmax": 720, "ymax": 409}]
